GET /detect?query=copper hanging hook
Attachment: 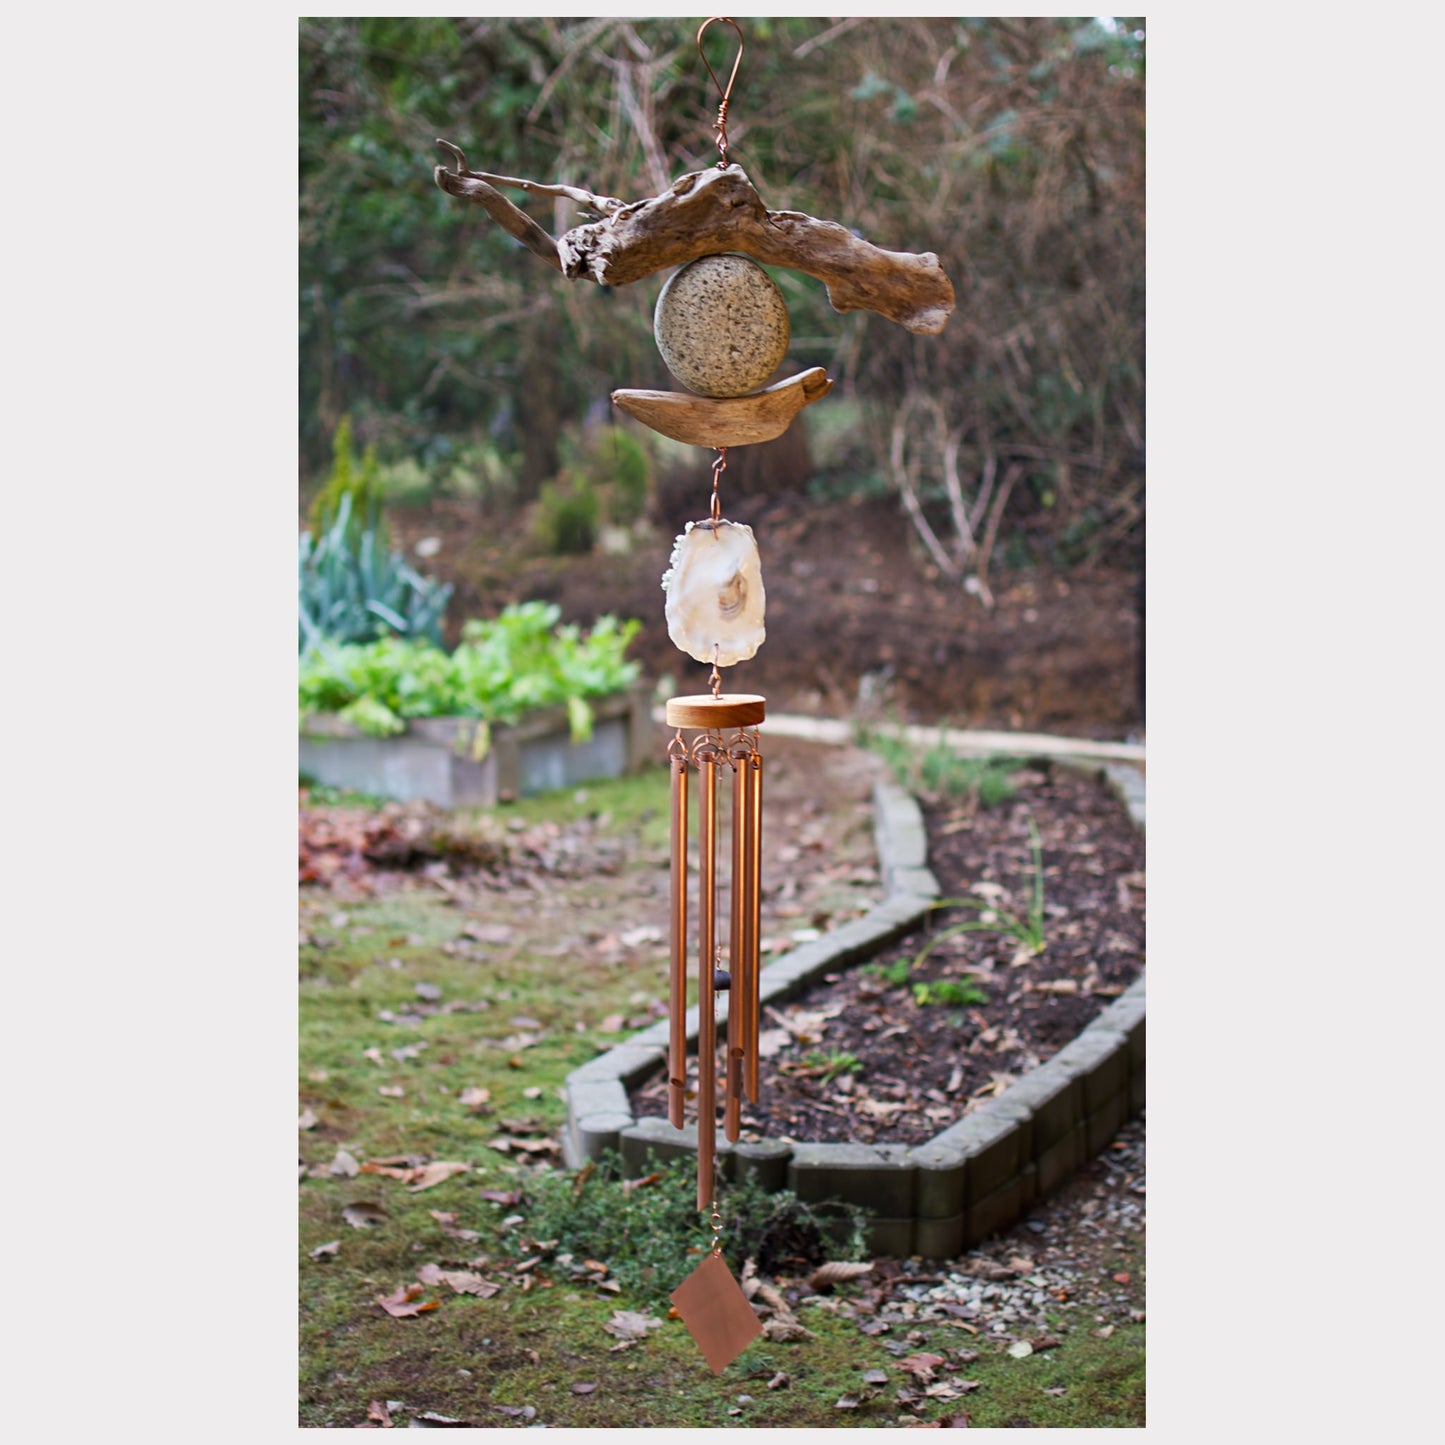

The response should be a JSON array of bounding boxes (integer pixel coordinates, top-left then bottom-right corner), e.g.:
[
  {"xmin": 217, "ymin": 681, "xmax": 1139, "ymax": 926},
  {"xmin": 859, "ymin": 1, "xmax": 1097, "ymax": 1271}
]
[{"xmin": 696, "ymin": 17, "xmax": 744, "ymax": 167}]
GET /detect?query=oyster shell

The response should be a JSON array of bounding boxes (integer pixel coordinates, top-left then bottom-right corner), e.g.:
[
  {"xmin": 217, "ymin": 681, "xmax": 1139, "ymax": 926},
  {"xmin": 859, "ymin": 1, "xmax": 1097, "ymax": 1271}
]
[{"xmin": 661, "ymin": 519, "xmax": 766, "ymax": 665}]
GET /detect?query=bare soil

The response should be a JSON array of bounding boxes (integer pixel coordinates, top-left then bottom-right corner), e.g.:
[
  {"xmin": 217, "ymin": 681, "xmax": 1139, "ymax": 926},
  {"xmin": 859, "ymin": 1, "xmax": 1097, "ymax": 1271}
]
[
  {"xmin": 388, "ymin": 490, "xmax": 1143, "ymax": 739},
  {"xmin": 631, "ymin": 757, "xmax": 1145, "ymax": 1147}
]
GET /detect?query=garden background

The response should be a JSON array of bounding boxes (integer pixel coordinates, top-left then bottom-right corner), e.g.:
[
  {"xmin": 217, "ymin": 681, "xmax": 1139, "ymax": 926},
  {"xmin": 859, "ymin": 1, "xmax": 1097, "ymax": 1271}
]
[{"xmin": 3, "ymin": 8, "xmax": 1437, "ymax": 1442}]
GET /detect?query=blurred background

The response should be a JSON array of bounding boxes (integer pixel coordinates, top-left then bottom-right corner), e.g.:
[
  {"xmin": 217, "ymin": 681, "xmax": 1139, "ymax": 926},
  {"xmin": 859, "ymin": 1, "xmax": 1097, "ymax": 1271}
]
[{"xmin": 298, "ymin": 16, "xmax": 1144, "ymax": 739}]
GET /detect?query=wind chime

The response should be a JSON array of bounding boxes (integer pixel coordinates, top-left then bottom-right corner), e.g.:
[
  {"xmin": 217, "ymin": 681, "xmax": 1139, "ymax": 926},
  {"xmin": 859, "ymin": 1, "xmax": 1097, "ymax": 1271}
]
[{"xmin": 435, "ymin": 15, "xmax": 953, "ymax": 1372}]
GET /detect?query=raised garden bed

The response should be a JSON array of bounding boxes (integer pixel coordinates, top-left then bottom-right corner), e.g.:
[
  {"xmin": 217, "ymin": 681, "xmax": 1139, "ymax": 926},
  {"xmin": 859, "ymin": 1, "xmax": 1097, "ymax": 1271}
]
[
  {"xmin": 562, "ymin": 755, "xmax": 1145, "ymax": 1258},
  {"xmin": 299, "ymin": 684, "xmax": 653, "ymax": 808}
]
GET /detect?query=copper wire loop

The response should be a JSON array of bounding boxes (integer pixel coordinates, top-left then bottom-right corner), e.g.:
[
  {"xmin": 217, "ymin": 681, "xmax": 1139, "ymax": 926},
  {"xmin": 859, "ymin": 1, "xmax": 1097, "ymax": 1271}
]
[
  {"xmin": 697, "ymin": 17, "xmax": 743, "ymax": 167},
  {"xmin": 709, "ymin": 448, "xmax": 727, "ymax": 527}
]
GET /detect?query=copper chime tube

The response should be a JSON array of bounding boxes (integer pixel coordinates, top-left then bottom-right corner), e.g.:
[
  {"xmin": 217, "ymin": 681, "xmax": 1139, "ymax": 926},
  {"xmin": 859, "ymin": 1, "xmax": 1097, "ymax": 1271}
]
[
  {"xmin": 744, "ymin": 751, "xmax": 763, "ymax": 1101},
  {"xmin": 724, "ymin": 751, "xmax": 747, "ymax": 1143},
  {"xmin": 696, "ymin": 751, "xmax": 718, "ymax": 1211},
  {"xmin": 668, "ymin": 754, "xmax": 689, "ymax": 1129},
  {"xmin": 664, "ymin": 694, "xmax": 765, "ymax": 1214}
]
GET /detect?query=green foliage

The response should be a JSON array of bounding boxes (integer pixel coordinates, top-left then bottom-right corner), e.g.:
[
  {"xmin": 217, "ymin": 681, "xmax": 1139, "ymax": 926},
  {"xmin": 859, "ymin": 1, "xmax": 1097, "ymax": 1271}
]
[
  {"xmin": 801, "ymin": 1049, "xmax": 863, "ymax": 1081},
  {"xmin": 912, "ymin": 977, "xmax": 988, "ymax": 1008},
  {"xmin": 569, "ymin": 424, "xmax": 652, "ymax": 526},
  {"xmin": 298, "ymin": 492, "xmax": 452, "ymax": 653},
  {"xmin": 522, "ymin": 1153, "xmax": 870, "ymax": 1307},
  {"xmin": 299, "ymin": 17, "xmax": 1143, "ymax": 568},
  {"xmin": 859, "ymin": 723, "xmax": 1021, "ymax": 808},
  {"xmin": 534, "ymin": 472, "xmax": 600, "ymax": 554},
  {"xmin": 371, "ymin": 454, "xmax": 433, "ymax": 507},
  {"xmin": 308, "ymin": 415, "xmax": 382, "ymax": 539},
  {"xmin": 915, "ymin": 815, "xmax": 1048, "ymax": 967},
  {"xmin": 298, "ymin": 600, "xmax": 641, "ymax": 738},
  {"xmin": 862, "ymin": 957, "xmax": 913, "ymax": 988}
]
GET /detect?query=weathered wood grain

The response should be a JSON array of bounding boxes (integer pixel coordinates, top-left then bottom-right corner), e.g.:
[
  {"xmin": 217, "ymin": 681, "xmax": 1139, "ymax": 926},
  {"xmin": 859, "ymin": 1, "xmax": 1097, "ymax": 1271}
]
[
  {"xmin": 435, "ymin": 142, "xmax": 954, "ymax": 334},
  {"xmin": 611, "ymin": 367, "xmax": 833, "ymax": 447}
]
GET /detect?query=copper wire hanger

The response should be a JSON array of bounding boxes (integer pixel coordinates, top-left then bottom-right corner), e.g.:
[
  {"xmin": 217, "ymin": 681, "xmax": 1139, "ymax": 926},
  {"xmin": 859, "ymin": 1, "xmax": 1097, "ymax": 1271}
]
[{"xmin": 696, "ymin": 17, "xmax": 744, "ymax": 167}]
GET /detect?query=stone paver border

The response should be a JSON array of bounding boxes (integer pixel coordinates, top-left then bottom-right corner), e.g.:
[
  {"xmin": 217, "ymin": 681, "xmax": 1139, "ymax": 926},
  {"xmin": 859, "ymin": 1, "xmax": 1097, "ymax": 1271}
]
[{"xmin": 563, "ymin": 751, "xmax": 1145, "ymax": 1258}]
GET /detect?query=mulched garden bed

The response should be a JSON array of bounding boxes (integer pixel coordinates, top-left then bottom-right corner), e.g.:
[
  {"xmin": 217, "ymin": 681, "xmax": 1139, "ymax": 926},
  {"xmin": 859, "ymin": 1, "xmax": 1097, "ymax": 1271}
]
[{"xmin": 632, "ymin": 760, "xmax": 1144, "ymax": 1148}]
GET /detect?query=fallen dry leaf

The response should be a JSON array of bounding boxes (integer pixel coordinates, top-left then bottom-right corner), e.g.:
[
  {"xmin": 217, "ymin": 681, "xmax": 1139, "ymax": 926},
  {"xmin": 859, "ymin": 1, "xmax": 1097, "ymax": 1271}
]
[
  {"xmin": 492, "ymin": 1406, "xmax": 536, "ymax": 1421},
  {"xmin": 378, "ymin": 1086, "xmax": 405, "ymax": 1098},
  {"xmin": 1006, "ymin": 1340, "xmax": 1033, "ymax": 1359},
  {"xmin": 621, "ymin": 1172, "xmax": 662, "ymax": 1195},
  {"xmin": 342, "ymin": 1202, "xmax": 388, "ymax": 1229},
  {"xmin": 754, "ymin": 1027, "xmax": 792, "ymax": 1058},
  {"xmin": 330, "ymin": 1149, "xmax": 360, "ymax": 1178},
  {"xmin": 763, "ymin": 1318, "xmax": 814, "ymax": 1343},
  {"xmin": 603, "ymin": 1309, "xmax": 663, "ymax": 1342},
  {"xmin": 810, "ymin": 1260, "xmax": 875, "ymax": 1290},
  {"xmin": 767, "ymin": 1371, "xmax": 790, "ymax": 1390},
  {"xmin": 478, "ymin": 1188, "xmax": 523, "ymax": 1206},
  {"xmin": 570, "ymin": 1382, "xmax": 598, "ymax": 1395},
  {"xmin": 309, "ymin": 1239, "xmax": 341, "ymax": 1261},
  {"xmin": 900, "ymin": 1353, "xmax": 946, "ymax": 1380},
  {"xmin": 376, "ymin": 1283, "xmax": 441, "ymax": 1318},
  {"xmin": 861, "ymin": 1369, "xmax": 889, "ymax": 1385},
  {"xmin": 298, "ymin": 1108, "xmax": 319, "ymax": 1130},
  {"xmin": 406, "ymin": 1161, "xmax": 471, "ymax": 1191},
  {"xmin": 458, "ymin": 1087, "xmax": 491, "ymax": 1109},
  {"xmin": 361, "ymin": 1162, "xmax": 416, "ymax": 1181},
  {"xmin": 1112, "ymin": 1271, "xmax": 1131, "ymax": 1285},
  {"xmin": 418, "ymin": 1263, "xmax": 500, "ymax": 1297},
  {"xmin": 1095, "ymin": 1324, "xmax": 1115, "ymax": 1339},
  {"xmin": 366, "ymin": 1399, "xmax": 392, "ymax": 1427},
  {"xmin": 412, "ymin": 1411, "xmax": 468, "ymax": 1426}
]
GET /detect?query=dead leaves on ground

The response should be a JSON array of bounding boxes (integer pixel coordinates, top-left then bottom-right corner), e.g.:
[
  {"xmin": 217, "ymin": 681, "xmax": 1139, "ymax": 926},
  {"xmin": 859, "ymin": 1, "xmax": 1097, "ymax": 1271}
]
[
  {"xmin": 417, "ymin": 1262, "xmax": 502, "ymax": 1298},
  {"xmin": 485, "ymin": 1117, "xmax": 561, "ymax": 1162},
  {"xmin": 360, "ymin": 1158, "xmax": 471, "ymax": 1191},
  {"xmin": 375, "ymin": 1283, "xmax": 441, "ymax": 1318},
  {"xmin": 809, "ymin": 1260, "xmax": 875, "ymax": 1291},
  {"xmin": 602, "ymin": 1310, "xmax": 663, "ymax": 1344},
  {"xmin": 299, "ymin": 794, "xmax": 625, "ymax": 892}
]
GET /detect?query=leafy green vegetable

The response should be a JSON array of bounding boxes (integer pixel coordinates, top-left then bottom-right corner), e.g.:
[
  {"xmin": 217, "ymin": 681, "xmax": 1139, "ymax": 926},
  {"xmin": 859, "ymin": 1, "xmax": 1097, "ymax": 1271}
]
[{"xmin": 298, "ymin": 601, "xmax": 641, "ymax": 739}]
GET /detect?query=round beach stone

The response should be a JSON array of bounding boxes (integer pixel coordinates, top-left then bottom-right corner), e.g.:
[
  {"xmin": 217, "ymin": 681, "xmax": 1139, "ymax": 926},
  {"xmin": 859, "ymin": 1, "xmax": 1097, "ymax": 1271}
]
[{"xmin": 653, "ymin": 254, "xmax": 790, "ymax": 398}]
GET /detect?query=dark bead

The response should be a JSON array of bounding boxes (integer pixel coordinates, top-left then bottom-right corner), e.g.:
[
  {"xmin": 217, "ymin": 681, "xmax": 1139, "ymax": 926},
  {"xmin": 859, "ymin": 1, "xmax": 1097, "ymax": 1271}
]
[{"xmin": 713, "ymin": 969, "xmax": 732, "ymax": 991}]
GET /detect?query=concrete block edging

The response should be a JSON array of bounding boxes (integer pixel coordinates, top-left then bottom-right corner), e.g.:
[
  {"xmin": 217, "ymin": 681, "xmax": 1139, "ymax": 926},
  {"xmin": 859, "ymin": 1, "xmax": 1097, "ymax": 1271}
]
[{"xmin": 563, "ymin": 755, "xmax": 1145, "ymax": 1256}]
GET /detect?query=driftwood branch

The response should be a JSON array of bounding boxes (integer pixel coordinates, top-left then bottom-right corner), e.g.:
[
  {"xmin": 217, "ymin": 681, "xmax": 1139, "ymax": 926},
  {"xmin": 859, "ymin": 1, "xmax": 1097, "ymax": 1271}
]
[
  {"xmin": 433, "ymin": 141, "xmax": 562, "ymax": 272},
  {"xmin": 435, "ymin": 141, "xmax": 626, "ymax": 215},
  {"xmin": 434, "ymin": 142, "xmax": 955, "ymax": 334},
  {"xmin": 561, "ymin": 165, "xmax": 954, "ymax": 334},
  {"xmin": 612, "ymin": 367, "xmax": 833, "ymax": 447}
]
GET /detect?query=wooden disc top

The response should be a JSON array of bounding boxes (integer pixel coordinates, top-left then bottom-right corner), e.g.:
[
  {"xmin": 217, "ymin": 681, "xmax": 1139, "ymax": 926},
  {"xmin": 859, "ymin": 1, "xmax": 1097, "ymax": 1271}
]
[{"xmin": 665, "ymin": 693, "xmax": 766, "ymax": 729}]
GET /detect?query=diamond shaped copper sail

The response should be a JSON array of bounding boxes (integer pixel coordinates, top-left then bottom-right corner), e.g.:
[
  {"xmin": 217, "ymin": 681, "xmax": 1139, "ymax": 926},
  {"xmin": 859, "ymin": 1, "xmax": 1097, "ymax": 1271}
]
[{"xmin": 670, "ymin": 1250, "xmax": 763, "ymax": 1374}]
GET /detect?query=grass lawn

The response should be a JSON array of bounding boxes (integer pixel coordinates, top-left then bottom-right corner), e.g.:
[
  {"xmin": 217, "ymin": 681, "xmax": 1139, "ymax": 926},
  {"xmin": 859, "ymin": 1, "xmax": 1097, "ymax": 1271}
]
[{"xmin": 299, "ymin": 760, "xmax": 1144, "ymax": 1427}]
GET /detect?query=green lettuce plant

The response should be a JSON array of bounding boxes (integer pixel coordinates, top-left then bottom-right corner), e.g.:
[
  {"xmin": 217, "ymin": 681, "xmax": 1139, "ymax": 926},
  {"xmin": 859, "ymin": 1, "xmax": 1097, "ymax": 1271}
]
[{"xmin": 298, "ymin": 601, "xmax": 641, "ymax": 740}]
